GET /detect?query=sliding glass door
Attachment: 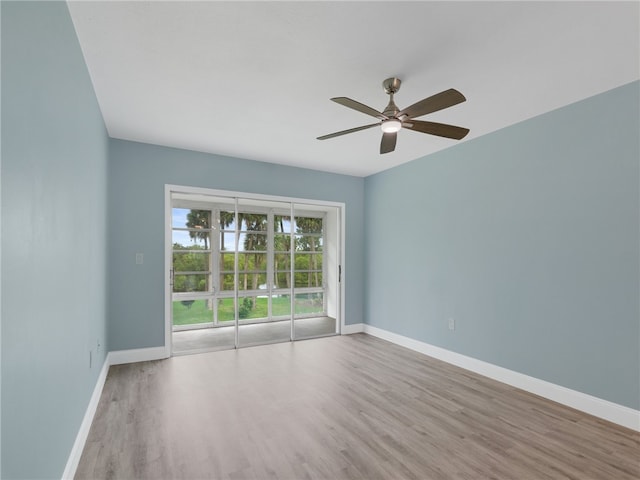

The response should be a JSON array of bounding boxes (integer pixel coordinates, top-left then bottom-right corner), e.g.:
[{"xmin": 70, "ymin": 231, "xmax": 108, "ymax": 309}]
[
  {"xmin": 168, "ymin": 190, "xmax": 341, "ymax": 355},
  {"xmin": 292, "ymin": 203, "xmax": 338, "ymax": 339},
  {"xmin": 236, "ymin": 199, "xmax": 291, "ymax": 347},
  {"xmin": 171, "ymin": 197, "xmax": 236, "ymax": 352}
]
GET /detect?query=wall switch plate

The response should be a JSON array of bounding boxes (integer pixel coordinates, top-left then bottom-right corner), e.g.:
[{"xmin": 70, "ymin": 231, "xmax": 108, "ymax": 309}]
[
  {"xmin": 136, "ymin": 253, "xmax": 144, "ymax": 264},
  {"xmin": 448, "ymin": 318, "xmax": 455, "ymax": 331}
]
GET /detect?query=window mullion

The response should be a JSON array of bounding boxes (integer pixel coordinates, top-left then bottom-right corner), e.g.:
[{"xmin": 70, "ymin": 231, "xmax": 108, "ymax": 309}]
[
  {"xmin": 234, "ymin": 198, "xmax": 240, "ymax": 348},
  {"xmin": 212, "ymin": 208, "xmax": 220, "ymax": 325},
  {"xmin": 267, "ymin": 210, "xmax": 274, "ymax": 320},
  {"xmin": 290, "ymin": 203, "xmax": 295, "ymax": 340}
]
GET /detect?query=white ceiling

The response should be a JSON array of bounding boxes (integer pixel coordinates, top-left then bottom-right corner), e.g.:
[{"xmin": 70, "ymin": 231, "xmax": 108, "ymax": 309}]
[{"xmin": 67, "ymin": 1, "xmax": 639, "ymax": 177}]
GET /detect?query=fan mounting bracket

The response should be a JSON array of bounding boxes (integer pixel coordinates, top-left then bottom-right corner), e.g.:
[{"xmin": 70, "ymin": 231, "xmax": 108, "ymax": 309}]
[{"xmin": 383, "ymin": 78, "xmax": 401, "ymax": 95}]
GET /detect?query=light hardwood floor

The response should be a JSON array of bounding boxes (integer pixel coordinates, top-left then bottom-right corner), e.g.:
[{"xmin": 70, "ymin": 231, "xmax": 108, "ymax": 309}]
[{"xmin": 76, "ymin": 334, "xmax": 639, "ymax": 479}]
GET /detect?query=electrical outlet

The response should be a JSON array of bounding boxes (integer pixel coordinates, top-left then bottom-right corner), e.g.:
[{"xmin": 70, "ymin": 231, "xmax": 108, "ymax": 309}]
[
  {"xmin": 135, "ymin": 253, "xmax": 144, "ymax": 265},
  {"xmin": 448, "ymin": 318, "xmax": 455, "ymax": 331},
  {"xmin": 97, "ymin": 339, "xmax": 101, "ymax": 354}
]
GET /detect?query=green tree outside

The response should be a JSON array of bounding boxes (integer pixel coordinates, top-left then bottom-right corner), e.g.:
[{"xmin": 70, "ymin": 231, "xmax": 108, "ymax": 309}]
[{"xmin": 173, "ymin": 210, "xmax": 325, "ymax": 324}]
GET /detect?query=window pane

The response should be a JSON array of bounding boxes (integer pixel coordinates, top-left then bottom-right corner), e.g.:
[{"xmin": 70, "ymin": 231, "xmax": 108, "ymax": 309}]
[
  {"xmin": 220, "ymin": 274, "xmax": 235, "ymax": 291},
  {"xmin": 172, "ymin": 209, "xmax": 211, "ymax": 229},
  {"xmin": 238, "ymin": 295, "xmax": 268, "ymax": 320},
  {"xmin": 237, "ymin": 272, "xmax": 267, "ymax": 291},
  {"xmin": 274, "ymin": 234, "xmax": 292, "ymax": 252},
  {"xmin": 241, "ymin": 232, "xmax": 267, "ymax": 252},
  {"xmin": 295, "ymin": 234, "xmax": 322, "ymax": 252},
  {"xmin": 294, "ymin": 253, "xmax": 322, "ymax": 271},
  {"xmin": 173, "ymin": 274, "xmax": 210, "ymax": 293},
  {"xmin": 173, "ymin": 251, "xmax": 210, "ymax": 272},
  {"xmin": 240, "ymin": 214, "xmax": 268, "ymax": 232},
  {"xmin": 172, "ymin": 208, "xmax": 190, "ymax": 229},
  {"xmin": 173, "ymin": 230, "xmax": 210, "ymax": 249},
  {"xmin": 219, "ymin": 210, "xmax": 236, "ymax": 230},
  {"xmin": 221, "ymin": 272, "xmax": 269, "ymax": 291},
  {"xmin": 173, "ymin": 299, "xmax": 213, "ymax": 326},
  {"xmin": 220, "ymin": 232, "xmax": 236, "ymax": 251},
  {"xmin": 295, "ymin": 216, "xmax": 323, "ymax": 234},
  {"xmin": 294, "ymin": 292, "xmax": 324, "ymax": 315},
  {"xmin": 219, "ymin": 253, "xmax": 235, "ymax": 272},
  {"xmin": 294, "ymin": 253, "xmax": 309, "ymax": 271},
  {"xmin": 274, "ymin": 253, "xmax": 291, "ymax": 271},
  {"xmin": 244, "ymin": 252, "xmax": 267, "ymax": 270},
  {"xmin": 237, "ymin": 252, "xmax": 267, "ymax": 272},
  {"xmin": 272, "ymin": 294, "xmax": 291, "ymax": 316},
  {"xmin": 217, "ymin": 298, "xmax": 236, "ymax": 323},
  {"xmin": 294, "ymin": 272, "xmax": 322, "ymax": 288},
  {"xmin": 274, "ymin": 272, "xmax": 291, "ymax": 290},
  {"xmin": 274, "ymin": 215, "xmax": 292, "ymax": 233}
]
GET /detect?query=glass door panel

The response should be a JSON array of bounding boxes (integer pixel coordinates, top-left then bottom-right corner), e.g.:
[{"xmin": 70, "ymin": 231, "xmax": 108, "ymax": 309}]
[
  {"xmin": 171, "ymin": 200, "xmax": 235, "ymax": 354},
  {"xmin": 171, "ymin": 208, "xmax": 213, "ymax": 330},
  {"xmin": 293, "ymin": 203, "xmax": 337, "ymax": 339},
  {"xmin": 238, "ymin": 199, "xmax": 292, "ymax": 347}
]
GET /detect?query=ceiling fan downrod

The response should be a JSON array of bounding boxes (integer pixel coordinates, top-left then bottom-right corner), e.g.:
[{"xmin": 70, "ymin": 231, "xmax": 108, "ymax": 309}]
[{"xmin": 382, "ymin": 77, "xmax": 401, "ymax": 118}]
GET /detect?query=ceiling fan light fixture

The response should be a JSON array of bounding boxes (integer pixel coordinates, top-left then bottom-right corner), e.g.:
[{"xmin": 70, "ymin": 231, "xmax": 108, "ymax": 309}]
[{"xmin": 381, "ymin": 119, "xmax": 401, "ymax": 133}]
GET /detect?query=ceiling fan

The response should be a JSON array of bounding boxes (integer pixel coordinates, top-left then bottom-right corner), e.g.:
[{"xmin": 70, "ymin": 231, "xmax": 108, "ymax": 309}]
[{"xmin": 317, "ymin": 78, "xmax": 470, "ymax": 154}]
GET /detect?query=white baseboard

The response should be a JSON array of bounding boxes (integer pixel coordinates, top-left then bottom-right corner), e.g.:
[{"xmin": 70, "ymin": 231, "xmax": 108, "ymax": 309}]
[
  {"xmin": 341, "ymin": 322, "xmax": 364, "ymax": 335},
  {"xmin": 61, "ymin": 355, "xmax": 111, "ymax": 479},
  {"xmin": 363, "ymin": 324, "xmax": 640, "ymax": 432},
  {"xmin": 109, "ymin": 346, "xmax": 169, "ymax": 365}
]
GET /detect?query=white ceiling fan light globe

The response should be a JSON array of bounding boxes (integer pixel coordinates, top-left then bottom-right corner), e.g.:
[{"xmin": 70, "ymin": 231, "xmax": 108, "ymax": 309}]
[{"xmin": 381, "ymin": 119, "xmax": 402, "ymax": 133}]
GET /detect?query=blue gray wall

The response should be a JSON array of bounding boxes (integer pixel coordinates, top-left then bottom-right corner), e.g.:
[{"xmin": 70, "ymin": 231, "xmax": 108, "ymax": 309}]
[
  {"xmin": 365, "ymin": 81, "xmax": 640, "ymax": 409},
  {"xmin": 108, "ymin": 139, "xmax": 365, "ymax": 351},
  {"xmin": 1, "ymin": 2, "xmax": 109, "ymax": 478}
]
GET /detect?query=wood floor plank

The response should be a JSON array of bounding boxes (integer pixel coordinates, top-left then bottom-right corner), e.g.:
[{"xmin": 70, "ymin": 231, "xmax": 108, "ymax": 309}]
[{"xmin": 75, "ymin": 334, "xmax": 640, "ymax": 479}]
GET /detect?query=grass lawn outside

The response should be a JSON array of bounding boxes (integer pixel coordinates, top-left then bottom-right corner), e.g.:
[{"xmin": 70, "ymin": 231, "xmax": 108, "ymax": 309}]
[{"xmin": 173, "ymin": 296, "xmax": 323, "ymax": 326}]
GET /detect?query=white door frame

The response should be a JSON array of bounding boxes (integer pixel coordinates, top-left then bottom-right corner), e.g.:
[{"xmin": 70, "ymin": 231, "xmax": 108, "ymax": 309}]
[{"xmin": 164, "ymin": 184, "xmax": 346, "ymax": 355}]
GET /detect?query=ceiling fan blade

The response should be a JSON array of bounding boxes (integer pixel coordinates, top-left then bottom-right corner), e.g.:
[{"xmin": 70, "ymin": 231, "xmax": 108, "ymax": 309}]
[
  {"xmin": 317, "ymin": 122, "xmax": 380, "ymax": 140},
  {"xmin": 403, "ymin": 120, "xmax": 469, "ymax": 140},
  {"xmin": 331, "ymin": 97, "xmax": 388, "ymax": 120},
  {"xmin": 398, "ymin": 88, "xmax": 466, "ymax": 120},
  {"xmin": 380, "ymin": 132, "xmax": 397, "ymax": 154}
]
